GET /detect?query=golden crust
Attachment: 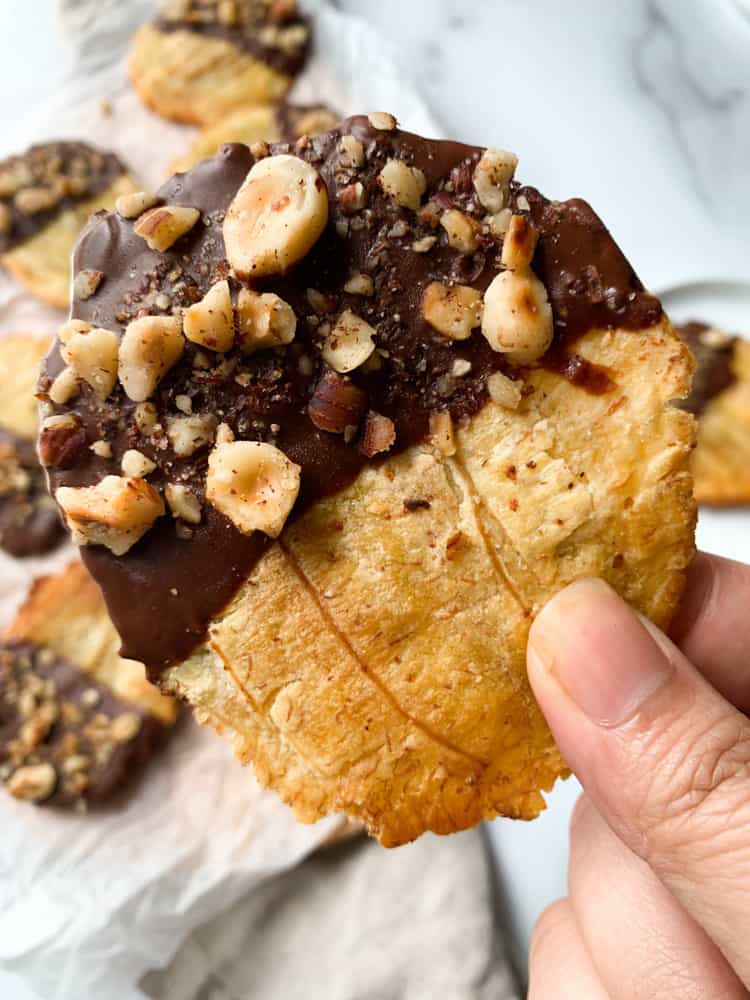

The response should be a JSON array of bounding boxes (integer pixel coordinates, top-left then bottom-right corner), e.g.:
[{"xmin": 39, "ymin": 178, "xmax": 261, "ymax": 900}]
[
  {"xmin": 6, "ymin": 563, "xmax": 178, "ymax": 726},
  {"xmin": 1, "ymin": 176, "xmax": 138, "ymax": 310},
  {"xmin": 0, "ymin": 334, "xmax": 51, "ymax": 440},
  {"xmin": 163, "ymin": 318, "xmax": 696, "ymax": 846},
  {"xmin": 692, "ymin": 339, "xmax": 750, "ymax": 505},
  {"xmin": 171, "ymin": 105, "xmax": 281, "ymax": 174},
  {"xmin": 130, "ymin": 24, "xmax": 292, "ymax": 127}
]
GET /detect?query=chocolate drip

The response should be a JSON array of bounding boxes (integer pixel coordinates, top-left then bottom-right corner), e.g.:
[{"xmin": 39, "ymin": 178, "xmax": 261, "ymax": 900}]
[
  {"xmin": 676, "ymin": 321, "xmax": 737, "ymax": 416},
  {"xmin": 0, "ymin": 429, "xmax": 65, "ymax": 558},
  {"xmin": 0, "ymin": 640, "xmax": 166, "ymax": 807},
  {"xmin": 42, "ymin": 117, "xmax": 661, "ymax": 675},
  {"xmin": 0, "ymin": 142, "xmax": 126, "ymax": 254}
]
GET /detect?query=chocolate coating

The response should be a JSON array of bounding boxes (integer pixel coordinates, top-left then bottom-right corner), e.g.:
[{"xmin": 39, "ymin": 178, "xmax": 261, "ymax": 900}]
[
  {"xmin": 0, "ymin": 142, "xmax": 126, "ymax": 254},
  {"xmin": 0, "ymin": 429, "xmax": 65, "ymax": 558},
  {"xmin": 0, "ymin": 640, "xmax": 166, "ymax": 807},
  {"xmin": 42, "ymin": 116, "xmax": 661, "ymax": 676},
  {"xmin": 156, "ymin": 0, "xmax": 310, "ymax": 77},
  {"xmin": 676, "ymin": 321, "xmax": 737, "ymax": 416}
]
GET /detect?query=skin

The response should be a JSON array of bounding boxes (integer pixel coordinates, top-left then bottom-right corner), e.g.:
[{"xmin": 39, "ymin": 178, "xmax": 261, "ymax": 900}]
[{"xmin": 526, "ymin": 553, "xmax": 750, "ymax": 999}]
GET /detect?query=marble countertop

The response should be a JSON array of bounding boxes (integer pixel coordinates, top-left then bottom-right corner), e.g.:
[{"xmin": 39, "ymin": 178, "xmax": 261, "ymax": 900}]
[{"xmin": 1, "ymin": 0, "xmax": 749, "ymax": 983}]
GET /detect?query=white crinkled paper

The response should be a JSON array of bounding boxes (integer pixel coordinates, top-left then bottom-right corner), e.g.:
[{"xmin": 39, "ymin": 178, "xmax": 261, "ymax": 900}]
[{"xmin": 0, "ymin": 3, "xmax": 441, "ymax": 998}]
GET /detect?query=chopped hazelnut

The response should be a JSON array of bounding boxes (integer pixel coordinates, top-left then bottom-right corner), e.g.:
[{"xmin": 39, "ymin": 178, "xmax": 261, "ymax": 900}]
[
  {"xmin": 429, "ymin": 411, "xmax": 456, "ymax": 457},
  {"xmin": 236, "ymin": 288, "xmax": 296, "ymax": 353},
  {"xmin": 133, "ymin": 204, "xmax": 200, "ymax": 252},
  {"xmin": 165, "ymin": 483, "xmax": 202, "ymax": 524},
  {"xmin": 14, "ymin": 186, "xmax": 59, "ymax": 214},
  {"xmin": 368, "ymin": 112, "xmax": 397, "ymax": 131},
  {"xmin": 38, "ymin": 414, "xmax": 85, "ymax": 468},
  {"xmin": 55, "ymin": 475, "xmax": 165, "ymax": 555},
  {"xmin": 167, "ymin": 413, "xmax": 218, "ymax": 457},
  {"xmin": 360, "ymin": 412, "xmax": 396, "ymax": 457},
  {"xmin": 121, "ymin": 449, "xmax": 156, "ymax": 478},
  {"xmin": 134, "ymin": 402, "xmax": 158, "ymax": 435},
  {"xmin": 183, "ymin": 279, "xmax": 234, "ymax": 352},
  {"xmin": 343, "ymin": 273, "xmax": 374, "ymax": 297},
  {"xmin": 338, "ymin": 182, "xmax": 366, "ymax": 214},
  {"xmin": 61, "ymin": 326, "xmax": 119, "ymax": 400},
  {"xmin": 473, "ymin": 148, "xmax": 518, "ymax": 214},
  {"xmin": 118, "ymin": 315, "xmax": 184, "ymax": 402},
  {"xmin": 378, "ymin": 159, "xmax": 427, "ymax": 212},
  {"xmin": 6, "ymin": 763, "xmax": 56, "ymax": 802},
  {"xmin": 339, "ymin": 135, "xmax": 366, "ymax": 169},
  {"xmin": 412, "ymin": 235, "xmax": 437, "ymax": 253},
  {"xmin": 308, "ymin": 371, "xmax": 368, "ymax": 434},
  {"xmin": 110, "ymin": 712, "xmax": 141, "ymax": 742},
  {"xmin": 322, "ymin": 310, "xmax": 377, "ymax": 373},
  {"xmin": 73, "ymin": 269, "xmax": 104, "ymax": 301},
  {"xmin": 115, "ymin": 190, "xmax": 159, "ymax": 219},
  {"xmin": 48, "ymin": 366, "xmax": 80, "ymax": 405},
  {"xmin": 501, "ymin": 214, "xmax": 537, "ymax": 271},
  {"xmin": 206, "ymin": 441, "xmax": 301, "ymax": 538},
  {"xmin": 422, "ymin": 282, "xmax": 483, "ymax": 341},
  {"xmin": 487, "ymin": 371, "xmax": 523, "ymax": 409},
  {"xmin": 440, "ymin": 210, "xmax": 481, "ymax": 254},
  {"xmin": 90, "ymin": 440, "xmax": 113, "ymax": 458},
  {"xmin": 223, "ymin": 154, "xmax": 328, "ymax": 278},
  {"xmin": 58, "ymin": 318, "xmax": 91, "ymax": 345}
]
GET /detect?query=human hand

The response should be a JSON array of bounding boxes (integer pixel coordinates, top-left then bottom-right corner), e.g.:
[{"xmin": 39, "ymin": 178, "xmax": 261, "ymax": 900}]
[{"xmin": 526, "ymin": 553, "xmax": 750, "ymax": 998}]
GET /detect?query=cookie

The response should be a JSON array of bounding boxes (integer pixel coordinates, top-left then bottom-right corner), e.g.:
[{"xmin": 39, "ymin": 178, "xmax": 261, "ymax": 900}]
[
  {"xmin": 130, "ymin": 0, "xmax": 310, "ymax": 127},
  {"xmin": 0, "ymin": 142, "xmax": 138, "ymax": 309},
  {"xmin": 677, "ymin": 321, "xmax": 750, "ymax": 505},
  {"xmin": 39, "ymin": 116, "xmax": 696, "ymax": 845},
  {"xmin": 170, "ymin": 102, "xmax": 340, "ymax": 173},
  {"xmin": 1, "ymin": 563, "xmax": 177, "ymax": 807},
  {"xmin": 0, "ymin": 335, "xmax": 65, "ymax": 557}
]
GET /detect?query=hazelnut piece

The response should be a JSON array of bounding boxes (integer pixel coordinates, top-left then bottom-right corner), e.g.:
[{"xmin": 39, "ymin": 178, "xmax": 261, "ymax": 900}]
[
  {"xmin": 308, "ymin": 370, "xmax": 368, "ymax": 434},
  {"xmin": 378, "ymin": 159, "xmax": 427, "ymax": 212},
  {"xmin": 206, "ymin": 441, "xmax": 301, "ymax": 538},
  {"xmin": 183, "ymin": 279, "xmax": 234, "ymax": 352},
  {"xmin": 6, "ymin": 763, "xmax": 56, "ymax": 802},
  {"xmin": 487, "ymin": 371, "xmax": 523, "ymax": 409},
  {"xmin": 360, "ymin": 412, "xmax": 396, "ymax": 457},
  {"xmin": 422, "ymin": 282, "xmax": 483, "ymax": 341},
  {"xmin": 368, "ymin": 112, "xmax": 397, "ymax": 131},
  {"xmin": 61, "ymin": 326, "xmax": 119, "ymax": 400},
  {"xmin": 236, "ymin": 288, "xmax": 296, "ymax": 353},
  {"xmin": 121, "ymin": 449, "xmax": 156, "ymax": 478},
  {"xmin": 429, "ymin": 411, "xmax": 456, "ymax": 457},
  {"xmin": 473, "ymin": 148, "xmax": 518, "ymax": 214},
  {"xmin": 167, "ymin": 414, "xmax": 218, "ymax": 457},
  {"xmin": 165, "ymin": 483, "xmax": 202, "ymax": 524},
  {"xmin": 55, "ymin": 475, "xmax": 165, "ymax": 555},
  {"xmin": 115, "ymin": 190, "xmax": 159, "ymax": 219},
  {"xmin": 322, "ymin": 310, "xmax": 377, "ymax": 373},
  {"xmin": 134, "ymin": 204, "xmax": 200, "ymax": 252},
  {"xmin": 38, "ymin": 414, "xmax": 86, "ymax": 469},
  {"xmin": 440, "ymin": 210, "xmax": 481, "ymax": 254},
  {"xmin": 223, "ymin": 154, "xmax": 328, "ymax": 278},
  {"xmin": 118, "ymin": 315, "xmax": 184, "ymax": 402}
]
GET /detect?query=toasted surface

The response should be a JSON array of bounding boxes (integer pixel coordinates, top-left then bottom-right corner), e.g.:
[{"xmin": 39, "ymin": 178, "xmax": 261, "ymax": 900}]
[
  {"xmin": 130, "ymin": 24, "xmax": 292, "ymax": 127},
  {"xmin": 7, "ymin": 563, "xmax": 177, "ymax": 725},
  {"xmin": 692, "ymin": 339, "xmax": 750, "ymax": 504},
  {"xmin": 2, "ymin": 176, "xmax": 138, "ymax": 309},
  {"xmin": 0, "ymin": 334, "xmax": 51, "ymax": 440},
  {"xmin": 164, "ymin": 320, "xmax": 695, "ymax": 845}
]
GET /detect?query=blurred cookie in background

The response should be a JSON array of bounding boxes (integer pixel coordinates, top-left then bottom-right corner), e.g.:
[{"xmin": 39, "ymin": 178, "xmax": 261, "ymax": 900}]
[
  {"xmin": 1, "ymin": 563, "xmax": 178, "ymax": 808},
  {"xmin": 0, "ymin": 142, "xmax": 138, "ymax": 309},
  {"xmin": 677, "ymin": 321, "xmax": 750, "ymax": 505},
  {"xmin": 130, "ymin": 0, "xmax": 311, "ymax": 127},
  {"xmin": 170, "ymin": 101, "xmax": 340, "ymax": 173},
  {"xmin": 0, "ymin": 335, "xmax": 65, "ymax": 557}
]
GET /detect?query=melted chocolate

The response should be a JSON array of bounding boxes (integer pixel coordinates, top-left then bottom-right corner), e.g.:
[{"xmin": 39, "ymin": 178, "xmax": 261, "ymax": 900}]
[
  {"xmin": 156, "ymin": 0, "xmax": 310, "ymax": 77},
  {"xmin": 0, "ymin": 640, "xmax": 166, "ymax": 807},
  {"xmin": 676, "ymin": 321, "xmax": 737, "ymax": 416},
  {"xmin": 0, "ymin": 142, "xmax": 126, "ymax": 254},
  {"xmin": 42, "ymin": 117, "xmax": 660, "ymax": 676},
  {"xmin": 0, "ymin": 429, "xmax": 65, "ymax": 558}
]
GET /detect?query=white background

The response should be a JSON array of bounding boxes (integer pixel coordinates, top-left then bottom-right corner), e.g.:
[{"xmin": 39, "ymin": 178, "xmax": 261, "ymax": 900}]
[{"xmin": 1, "ymin": 0, "xmax": 749, "ymax": 981}]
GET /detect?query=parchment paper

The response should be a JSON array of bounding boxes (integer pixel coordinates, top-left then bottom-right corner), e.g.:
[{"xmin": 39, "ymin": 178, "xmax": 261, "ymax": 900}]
[{"xmin": 0, "ymin": 3, "xmax": 442, "ymax": 998}]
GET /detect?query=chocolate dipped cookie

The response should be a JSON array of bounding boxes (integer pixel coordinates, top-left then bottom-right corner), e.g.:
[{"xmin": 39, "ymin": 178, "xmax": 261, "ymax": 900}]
[
  {"xmin": 39, "ymin": 115, "xmax": 696, "ymax": 845},
  {"xmin": 2, "ymin": 563, "xmax": 177, "ymax": 808},
  {"xmin": 676, "ymin": 322, "xmax": 750, "ymax": 505},
  {"xmin": 171, "ymin": 102, "xmax": 340, "ymax": 174},
  {"xmin": 0, "ymin": 142, "xmax": 137, "ymax": 309},
  {"xmin": 0, "ymin": 335, "xmax": 65, "ymax": 557},
  {"xmin": 130, "ymin": 0, "xmax": 310, "ymax": 127}
]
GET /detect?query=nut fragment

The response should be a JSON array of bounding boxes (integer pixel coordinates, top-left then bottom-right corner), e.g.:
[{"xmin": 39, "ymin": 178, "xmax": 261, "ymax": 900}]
[
  {"xmin": 501, "ymin": 214, "xmax": 537, "ymax": 270},
  {"xmin": 134, "ymin": 402, "xmax": 158, "ymax": 435},
  {"xmin": 422, "ymin": 282, "xmax": 483, "ymax": 341},
  {"xmin": 14, "ymin": 186, "xmax": 59, "ymax": 215},
  {"xmin": 165, "ymin": 483, "xmax": 202, "ymax": 524},
  {"xmin": 183, "ymin": 279, "xmax": 234, "ymax": 352},
  {"xmin": 55, "ymin": 475, "xmax": 165, "ymax": 555},
  {"xmin": 58, "ymin": 318, "xmax": 90, "ymax": 345},
  {"xmin": 429, "ymin": 411, "xmax": 456, "ymax": 457},
  {"xmin": 48, "ymin": 366, "xmax": 80, "ymax": 405},
  {"xmin": 322, "ymin": 310, "xmax": 377, "ymax": 373},
  {"xmin": 167, "ymin": 413, "xmax": 218, "ymax": 457},
  {"xmin": 473, "ymin": 148, "xmax": 518, "ymax": 214},
  {"xmin": 115, "ymin": 190, "xmax": 159, "ymax": 219},
  {"xmin": 338, "ymin": 182, "xmax": 366, "ymax": 214},
  {"xmin": 61, "ymin": 326, "xmax": 119, "ymax": 400},
  {"xmin": 73, "ymin": 268, "xmax": 104, "ymax": 301},
  {"xmin": 378, "ymin": 159, "xmax": 427, "ymax": 212},
  {"xmin": 38, "ymin": 414, "xmax": 85, "ymax": 469},
  {"xmin": 110, "ymin": 712, "xmax": 141, "ymax": 742},
  {"xmin": 236, "ymin": 288, "xmax": 296, "ymax": 353},
  {"xmin": 6, "ymin": 763, "xmax": 56, "ymax": 802},
  {"xmin": 487, "ymin": 371, "xmax": 523, "ymax": 409},
  {"xmin": 121, "ymin": 449, "xmax": 156, "ymax": 478},
  {"xmin": 206, "ymin": 441, "xmax": 301, "ymax": 538},
  {"xmin": 308, "ymin": 371, "xmax": 368, "ymax": 434},
  {"xmin": 118, "ymin": 315, "xmax": 184, "ymax": 402},
  {"xmin": 339, "ymin": 135, "xmax": 366, "ymax": 169},
  {"xmin": 440, "ymin": 210, "xmax": 481, "ymax": 254},
  {"xmin": 368, "ymin": 112, "xmax": 397, "ymax": 131},
  {"xmin": 412, "ymin": 235, "xmax": 437, "ymax": 253},
  {"xmin": 133, "ymin": 204, "xmax": 200, "ymax": 252},
  {"xmin": 223, "ymin": 154, "xmax": 328, "ymax": 278},
  {"xmin": 360, "ymin": 412, "xmax": 396, "ymax": 457},
  {"xmin": 343, "ymin": 273, "xmax": 374, "ymax": 296}
]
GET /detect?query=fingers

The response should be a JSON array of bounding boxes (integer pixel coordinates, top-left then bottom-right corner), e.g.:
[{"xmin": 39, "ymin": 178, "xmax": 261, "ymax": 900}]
[
  {"xmin": 528, "ymin": 898, "xmax": 610, "ymax": 1000},
  {"xmin": 670, "ymin": 553, "xmax": 750, "ymax": 713},
  {"xmin": 568, "ymin": 795, "xmax": 746, "ymax": 1000},
  {"xmin": 527, "ymin": 579, "xmax": 750, "ymax": 987}
]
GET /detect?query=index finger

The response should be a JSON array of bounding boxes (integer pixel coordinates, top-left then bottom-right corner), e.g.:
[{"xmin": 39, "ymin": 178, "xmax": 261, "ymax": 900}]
[{"xmin": 670, "ymin": 552, "xmax": 750, "ymax": 713}]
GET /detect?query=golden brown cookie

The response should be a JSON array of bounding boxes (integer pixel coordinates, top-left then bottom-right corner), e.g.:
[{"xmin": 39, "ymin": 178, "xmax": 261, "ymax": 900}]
[
  {"xmin": 171, "ymin": 102, "xmax": 340, "ymax": 173},
  {"xmin": 130, "ymin": 0, "xmax": 310, "ymax": 127},
  {"xmin": 0, "ymin": 142, "xmax": 137, "ymax": 309},
  {"xmin": 676, "ymin": 322, "xmax": 750, "ymax": 505},
  {"xmin": 0, "ymin": 335, "xmax": 65, "ymax": 557},
  {"xmin": 40, "ymin": 117, "xmax": 696, "ymax": 845},
  {"xmin": 1, "ymin": 562, "xmax": 177, "ymax": 807}
]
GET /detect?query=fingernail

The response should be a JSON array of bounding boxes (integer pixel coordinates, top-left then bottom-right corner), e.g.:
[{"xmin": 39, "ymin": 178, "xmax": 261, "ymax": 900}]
[{"xmin": 528, "ymin": 579, "xmax": 675, "ymax": 728}]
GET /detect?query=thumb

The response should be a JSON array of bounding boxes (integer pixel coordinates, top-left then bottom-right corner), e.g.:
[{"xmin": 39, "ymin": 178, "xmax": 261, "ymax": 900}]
[{"xmin": 527, "ymin": 578, "xmax": 750, "ymax": 987}]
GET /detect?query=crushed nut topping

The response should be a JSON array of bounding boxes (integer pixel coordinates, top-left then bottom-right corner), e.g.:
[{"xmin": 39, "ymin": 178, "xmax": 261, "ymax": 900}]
[
  {"xmin": 422, "ymin": 282, "xmax": 483, "ymax": 341},
  {"xmin": 118, "ymin": 315, "xmax": 184, "ymax": 402},
  {"xmin": 322, "ymin": 310, "xmax": 377, "ymax": 373},
  {"xmin": 133, "ymin": 204, "xmax": 201, "ymax": 252},
  {"xmin": 206, "ymin": 440, "xmax": 301, "ymax": 537},
  {"xmin": 184, "ymin": 279, "xmax": 235, "ymax": 352},
  {"xmin": 55, "ymin": 476, "xmax": 165, "ymax": 555}
]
